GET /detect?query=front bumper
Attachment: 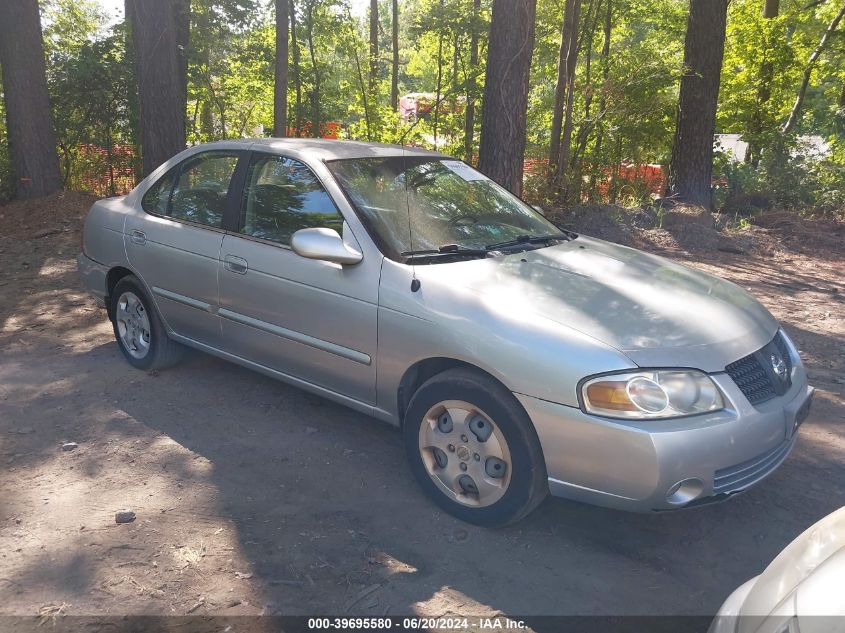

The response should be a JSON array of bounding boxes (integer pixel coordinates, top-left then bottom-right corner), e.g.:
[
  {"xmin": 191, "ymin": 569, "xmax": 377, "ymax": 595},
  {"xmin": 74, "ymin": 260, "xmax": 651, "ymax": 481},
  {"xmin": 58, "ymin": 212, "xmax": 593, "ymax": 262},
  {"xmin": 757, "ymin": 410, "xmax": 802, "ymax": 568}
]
[
  {"xmin": 77, "ymin": 252, "xmax": 109, "ymax": 307},
  {"xmin": 517, "ymin": 363, "xmax": 813, "ymax": 512}
]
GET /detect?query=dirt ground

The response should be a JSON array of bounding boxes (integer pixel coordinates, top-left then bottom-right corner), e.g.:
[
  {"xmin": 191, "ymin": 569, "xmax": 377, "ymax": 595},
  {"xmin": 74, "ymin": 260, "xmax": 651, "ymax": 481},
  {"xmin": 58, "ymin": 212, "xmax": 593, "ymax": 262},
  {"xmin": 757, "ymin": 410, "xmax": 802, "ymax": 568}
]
[{"xmin": 1, "ymin": 193, "xmax": 843, "ymax": 625}]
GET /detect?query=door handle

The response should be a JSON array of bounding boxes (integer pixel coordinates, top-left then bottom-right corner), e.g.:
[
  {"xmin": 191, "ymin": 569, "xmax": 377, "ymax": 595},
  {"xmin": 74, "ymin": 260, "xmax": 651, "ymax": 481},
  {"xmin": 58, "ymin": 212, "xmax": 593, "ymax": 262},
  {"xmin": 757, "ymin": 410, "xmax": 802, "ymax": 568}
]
[
  {"xmin": 224, "ymin": 254, "xmax": 248, "ymax": 274},
  {"xmin": 130, "ymin": 230, "xmax": 146, "ymax": 245}
]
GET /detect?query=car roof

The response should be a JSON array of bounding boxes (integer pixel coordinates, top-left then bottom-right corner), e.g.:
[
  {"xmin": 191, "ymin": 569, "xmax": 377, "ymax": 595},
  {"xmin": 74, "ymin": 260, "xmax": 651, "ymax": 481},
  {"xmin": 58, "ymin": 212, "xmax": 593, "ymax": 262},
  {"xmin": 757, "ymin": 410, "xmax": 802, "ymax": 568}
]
[{"xmin": 199, "ymin": 138, "xmax": 450, "ymax": 162}]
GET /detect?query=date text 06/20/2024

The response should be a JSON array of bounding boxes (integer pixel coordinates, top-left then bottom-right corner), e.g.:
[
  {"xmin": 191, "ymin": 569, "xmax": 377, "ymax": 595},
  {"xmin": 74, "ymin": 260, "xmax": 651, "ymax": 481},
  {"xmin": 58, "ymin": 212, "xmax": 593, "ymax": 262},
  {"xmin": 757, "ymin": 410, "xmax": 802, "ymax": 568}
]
[{"xmin": 306, "ymin": 617, "xmax": 527, "ymax": 630}]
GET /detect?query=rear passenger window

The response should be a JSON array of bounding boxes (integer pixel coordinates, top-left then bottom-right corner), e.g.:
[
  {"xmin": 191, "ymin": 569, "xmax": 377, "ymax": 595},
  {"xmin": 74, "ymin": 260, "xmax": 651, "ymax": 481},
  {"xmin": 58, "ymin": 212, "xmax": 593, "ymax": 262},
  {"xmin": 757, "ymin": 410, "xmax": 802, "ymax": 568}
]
[
  {"xmin": 169, "ymin": 152, "xmax": 240, "ymax": 228},
  {"xmin": 141, "ymin": 167, "xmax": 178, "ymax": 215},
  {"xmin": 241, "ymin": 154, "xmax": 343, "ymax": 245}
]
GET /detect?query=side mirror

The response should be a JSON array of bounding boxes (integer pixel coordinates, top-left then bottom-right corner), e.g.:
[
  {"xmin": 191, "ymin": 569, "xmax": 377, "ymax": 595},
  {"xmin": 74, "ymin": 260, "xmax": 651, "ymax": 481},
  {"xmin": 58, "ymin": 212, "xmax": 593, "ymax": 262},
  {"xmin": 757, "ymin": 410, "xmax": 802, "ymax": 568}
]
[
  {"xmin": 532, "ymin": 204, "xmax": 547, "ymax": 217},
  {"xmin": 290, "ymin": 227, "xmax": 363, "ymax": 265}
]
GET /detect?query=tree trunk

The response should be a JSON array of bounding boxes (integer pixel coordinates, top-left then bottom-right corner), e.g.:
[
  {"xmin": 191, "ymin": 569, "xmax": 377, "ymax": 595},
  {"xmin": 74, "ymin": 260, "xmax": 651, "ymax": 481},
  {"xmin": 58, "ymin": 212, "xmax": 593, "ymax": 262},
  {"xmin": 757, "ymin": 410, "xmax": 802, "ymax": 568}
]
[
  {"xmin": 758, "ymin": 0, "xmax": 780, "ymax": 102},
  {"xmin": 608, "ymin": 133, "xmax": 622, "ymax": 203},
  {"xmin": 391, "ymin": 0, "xmax": 399, "ymax": 111},
  {"xmin": 433, "ymin": 13, "xmax": 444, "ymax": 150},
  {"xmin": 782, "ymin": 1, "xmax": 845, "ymax": 134},
  {"xmin": 274, "ymin": 0, "xmax": 289, "ymax": 136},
  {"xmin": 305, "ymin": 1, "xmax": 321, "ymax": 138},
  {"xmin": 572, "ymin": 0, "xmax": 597, "ymax": 169},
  {"xmin": 763, "ymin": 0, "xmax": 779, "ymax": 19},
  {"xmin": 290, "ymin": 0, "xmax": 303, "ymax": 136},
  {"xmin": 347, "ymin": 6, "xmax": 372, "ymax": 139},
  {"xmin": 554, "ymin": 0, "xmax": 585, "ymax": 196},
  {"xmin": 124, "ymin": 0, "xmax": 142, "ymax": 181},
  {"xmin": 588, "ymin": 0, "xmax": 611, "ymax": 200},
  {"xmin": 477, "ymin": 0, "xmax": 537, "ymax": 195},
  {"xmin": 209, "ymin": 79, "xmax": 227, "ymax": 139},
  {"xmin": 126, "ymin": 0, "xmax": 188, "ymax": 176},
  {"xmin": 451, "ymin": 31, "xmax": 460, "ymax": 92},
  {"xmin": 200, "ymin": 101, "xmax": 214, "ymax": 138},
  {"xmin": 193, "ymin": 4, "xmax": 213, "ymax": 140},
  {"xmin": 569, "ymin": 0, "xmax": 600, "ymax": 204},
  {"xmin": 666, "ymin": 0, "xmax": 729, "ymax": 209},
  {"xmin": 548, "ymin": 0, "xmax": 581, "ymax": 175},
  {"xmin": 191, "ymin": 98, "xmax": 200, "ymax": 137},
  {"xmin": 757, "ymin": 0, "xmax": 780, "ymax": 103},
  {"xmin": 746, "ymin": 0, "xmax": 780, "ymax": 164},
  {"xmin": 174, "ymin": 0, "xmax": 190, "ymax": 115},
  {"xmin": 463, "ymin": 0, "xmax": 481, "ymax": 163},
  {"xmin": 369, "ymin": 0, "xmax": 379, "ymax": 92},
  {"xmin": 0, "ymin": 0, "xmax": 63, "ymax": 199}
]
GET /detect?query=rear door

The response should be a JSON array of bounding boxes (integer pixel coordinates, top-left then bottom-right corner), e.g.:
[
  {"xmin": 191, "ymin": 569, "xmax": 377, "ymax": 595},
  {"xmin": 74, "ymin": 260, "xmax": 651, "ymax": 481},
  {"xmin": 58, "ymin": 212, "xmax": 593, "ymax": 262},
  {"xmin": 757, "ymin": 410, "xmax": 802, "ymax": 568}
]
[
  {"xmin": 125, "ymin": 150, "xmax": 245, "ymax": 346},
  {"xmin": 217, "ymin": 151, "xmax": 380, "ymax": 405}
]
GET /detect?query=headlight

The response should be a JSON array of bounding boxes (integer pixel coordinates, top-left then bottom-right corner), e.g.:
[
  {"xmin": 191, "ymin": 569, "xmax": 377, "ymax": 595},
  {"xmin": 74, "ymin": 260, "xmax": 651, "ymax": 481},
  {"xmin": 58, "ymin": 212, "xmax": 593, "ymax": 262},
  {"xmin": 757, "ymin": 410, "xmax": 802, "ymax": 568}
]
[{"xmin": 581, "ymin": 370, "xmax": 724, "ymax": 419}]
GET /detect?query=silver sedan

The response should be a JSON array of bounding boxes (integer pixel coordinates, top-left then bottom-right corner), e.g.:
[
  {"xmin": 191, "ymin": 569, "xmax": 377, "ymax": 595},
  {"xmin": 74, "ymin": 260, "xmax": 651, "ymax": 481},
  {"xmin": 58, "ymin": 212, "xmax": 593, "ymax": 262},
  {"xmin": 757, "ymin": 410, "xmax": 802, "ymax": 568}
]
[{"xmin": 77, "ymin": 139, "xmax": 814, "ymax": 526}]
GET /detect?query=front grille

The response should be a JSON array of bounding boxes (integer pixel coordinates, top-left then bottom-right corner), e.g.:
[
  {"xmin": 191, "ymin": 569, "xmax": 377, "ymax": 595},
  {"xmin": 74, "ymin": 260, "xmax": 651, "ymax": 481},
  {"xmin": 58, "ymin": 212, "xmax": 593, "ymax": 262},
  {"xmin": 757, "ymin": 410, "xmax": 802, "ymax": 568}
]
[
  {"xmin": 713, "ymin": 439, "xmax": 793, "ymax": 494},
  {"xmin": 725, "ymin": 353, "xmax": 776, "ymax": 404},
  {"xmin": 725, "ymin": 331, "xmax": 792, "ymax": 406}
]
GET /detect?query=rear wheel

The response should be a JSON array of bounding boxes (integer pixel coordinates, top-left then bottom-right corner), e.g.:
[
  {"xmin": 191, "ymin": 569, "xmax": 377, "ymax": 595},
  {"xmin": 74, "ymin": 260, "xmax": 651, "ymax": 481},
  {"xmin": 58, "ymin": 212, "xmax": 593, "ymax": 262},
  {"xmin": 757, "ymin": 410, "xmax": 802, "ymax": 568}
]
[
  {"xmin": 403, "ymin": 368, "xmax": 548, "ymax": 526},
  {"xmin": 110, "ymin": 275, "xmax": 183, "ymax": 371}
]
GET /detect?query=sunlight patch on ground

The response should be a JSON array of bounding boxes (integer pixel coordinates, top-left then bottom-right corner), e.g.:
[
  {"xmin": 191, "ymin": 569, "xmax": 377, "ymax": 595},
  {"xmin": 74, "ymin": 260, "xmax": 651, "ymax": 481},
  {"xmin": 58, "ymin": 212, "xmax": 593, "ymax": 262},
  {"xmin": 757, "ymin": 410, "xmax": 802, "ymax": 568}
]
[
  {"xmin": 172, "ymin": 542, "xmax": 207, "ymax": 568},
  {"xmin": 413, "ymin": 585, "xmax": 508, "ymax": 617},
  {"xmin": 372, "ymin": 552, "xmax": 418, "ymax": 576},
  {"xmin": 37, "ymin": 258, "xmax": 76, "ymax": 278}
]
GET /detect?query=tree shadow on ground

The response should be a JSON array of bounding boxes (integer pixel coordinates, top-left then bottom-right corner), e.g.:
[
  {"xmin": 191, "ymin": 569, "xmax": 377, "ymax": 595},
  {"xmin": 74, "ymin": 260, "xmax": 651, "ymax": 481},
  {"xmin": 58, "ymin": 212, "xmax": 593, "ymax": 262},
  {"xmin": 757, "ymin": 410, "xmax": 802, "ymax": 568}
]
[
  {"xmin": 1, "ymin": 228, "xmax": 844, "ymax": 622},
  {"xmin": 4, "ymin": 334, "xmax": 839, "ymax": 620}
]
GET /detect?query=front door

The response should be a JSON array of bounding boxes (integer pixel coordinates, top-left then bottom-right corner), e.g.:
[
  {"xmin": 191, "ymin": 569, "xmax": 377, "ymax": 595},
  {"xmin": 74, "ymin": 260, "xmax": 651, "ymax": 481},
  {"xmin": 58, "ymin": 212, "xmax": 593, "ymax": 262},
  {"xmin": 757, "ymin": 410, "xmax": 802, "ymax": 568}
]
[
  {"xmin": 217, "ymin": 152, "xmax": 380, "ymax": 405},
  {"xmin": 125, "ymin": 150, "xmax": 243, "ymax": 346}
]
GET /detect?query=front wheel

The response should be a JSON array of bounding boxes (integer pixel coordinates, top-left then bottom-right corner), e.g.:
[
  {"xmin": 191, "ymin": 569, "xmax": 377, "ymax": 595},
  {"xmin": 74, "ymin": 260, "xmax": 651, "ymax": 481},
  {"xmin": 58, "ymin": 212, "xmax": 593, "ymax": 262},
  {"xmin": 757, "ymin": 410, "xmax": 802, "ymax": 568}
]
[
  {"xmin": 110, "ymin": 275, "xmax": 183, "ymax": 371},
  {"xmin": 403, "ymin": 368, "xmax": 548, "ymax": 526}
]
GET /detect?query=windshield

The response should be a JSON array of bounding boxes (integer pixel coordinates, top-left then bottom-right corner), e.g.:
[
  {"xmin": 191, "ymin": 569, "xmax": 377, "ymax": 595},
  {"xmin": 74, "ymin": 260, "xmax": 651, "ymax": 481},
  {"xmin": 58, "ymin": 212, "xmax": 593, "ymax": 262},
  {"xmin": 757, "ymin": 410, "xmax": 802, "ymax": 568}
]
[{"xmin": 326, "ymin": 156, "xmax": 564, "ymax": 259}]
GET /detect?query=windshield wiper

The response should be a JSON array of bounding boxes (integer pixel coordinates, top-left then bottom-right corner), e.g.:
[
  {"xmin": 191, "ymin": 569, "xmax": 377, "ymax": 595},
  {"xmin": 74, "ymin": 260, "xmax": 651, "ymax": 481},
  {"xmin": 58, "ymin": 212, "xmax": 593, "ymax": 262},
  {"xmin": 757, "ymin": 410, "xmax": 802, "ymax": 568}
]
[
  {"xmin": 486, "ymin": 231, "xmax": 576, "ymax": 251},
  {"xmin": 401, "ymin": 243, "xmax": 489, "ymax": 261}
]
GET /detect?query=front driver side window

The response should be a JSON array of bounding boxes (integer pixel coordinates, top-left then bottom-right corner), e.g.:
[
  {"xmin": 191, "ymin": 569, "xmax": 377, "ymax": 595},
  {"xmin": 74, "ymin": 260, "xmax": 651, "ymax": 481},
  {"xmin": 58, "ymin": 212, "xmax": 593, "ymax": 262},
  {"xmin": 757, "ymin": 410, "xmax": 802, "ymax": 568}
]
[
  {"xmin": 169, "ymin": 152, "xmax": 240, "ymax": 228},
  {"xmin": 241, "ymin": 154, "xmax": 343, "ymax": 245}
]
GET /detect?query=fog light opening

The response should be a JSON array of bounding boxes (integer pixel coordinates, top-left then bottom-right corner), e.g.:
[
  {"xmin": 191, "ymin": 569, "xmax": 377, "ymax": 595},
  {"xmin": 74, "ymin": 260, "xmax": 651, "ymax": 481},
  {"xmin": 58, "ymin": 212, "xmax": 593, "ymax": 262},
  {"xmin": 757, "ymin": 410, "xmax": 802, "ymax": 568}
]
[{"xmin": 665, "ymin": 478, "xmax": 705, "ymax": 506}]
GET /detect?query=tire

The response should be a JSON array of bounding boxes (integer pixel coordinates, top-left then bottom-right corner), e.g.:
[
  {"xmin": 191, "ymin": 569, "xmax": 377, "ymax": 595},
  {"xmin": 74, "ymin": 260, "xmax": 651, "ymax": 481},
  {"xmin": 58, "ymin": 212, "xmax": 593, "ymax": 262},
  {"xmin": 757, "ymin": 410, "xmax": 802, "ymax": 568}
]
[
  {"xmin": 110, "ymin": 275, "xmax": 184, "ymax": 371},
  {"xmin": 403, "ymin": 368, "xmax": 548, "ymax": 527}
]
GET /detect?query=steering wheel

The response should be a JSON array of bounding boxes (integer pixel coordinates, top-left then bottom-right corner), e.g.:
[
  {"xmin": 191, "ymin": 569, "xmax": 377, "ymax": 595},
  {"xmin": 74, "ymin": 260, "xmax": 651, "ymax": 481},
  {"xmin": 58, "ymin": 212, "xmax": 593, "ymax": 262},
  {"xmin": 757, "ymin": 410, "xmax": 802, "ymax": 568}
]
[{"xmin": 449, "ymin": 215, "xmax": 479, "ymax": 227}]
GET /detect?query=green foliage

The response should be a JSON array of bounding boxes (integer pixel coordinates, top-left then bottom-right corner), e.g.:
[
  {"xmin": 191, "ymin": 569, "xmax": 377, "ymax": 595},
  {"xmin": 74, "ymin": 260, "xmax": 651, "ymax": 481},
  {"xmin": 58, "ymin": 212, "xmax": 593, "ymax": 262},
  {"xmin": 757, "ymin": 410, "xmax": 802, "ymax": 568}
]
[
  {"xmin": 719, "ymin": 0, "xmax": 844, "ymax": 151},
  {"xmin": 41, "ymin": 0, "xmax": 106, "ymax": 63},
  {"xmin": 397, "ymin": 0, "xmax": 489, "ymax": 155},
  {"xmin": 187, "ymin": 0, "xmax": 273, "ymax": 142},
  {"xmin": 711, "ymin": 0, "xmax": 845, "ymax": 217},
  {"xmin": 52, "ymin": 31, "xmax": 136, "ymax": 187},
  {"xmin": 528, "ymin": 0, "xmax": 685, "ymax": 164},
  {"xmin": 2, "ymin": 0, "xmax": 843, "ymax": 215},
  {"xmin": 39, "ymin": 0, "xmax": 138, "ymax": 193}
]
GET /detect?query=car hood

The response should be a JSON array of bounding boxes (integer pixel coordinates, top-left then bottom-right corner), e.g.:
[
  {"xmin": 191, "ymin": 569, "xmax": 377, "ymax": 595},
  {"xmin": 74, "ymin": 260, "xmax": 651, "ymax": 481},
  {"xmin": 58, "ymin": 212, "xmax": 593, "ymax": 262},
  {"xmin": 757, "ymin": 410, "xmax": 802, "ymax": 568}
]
[
  {"xmin": 736, "ymin": 507, "xmax": 845, "ymax": 628},
  {"xmin": 417, "ymin": 236, "xmax": 779, "ymax": 371}
]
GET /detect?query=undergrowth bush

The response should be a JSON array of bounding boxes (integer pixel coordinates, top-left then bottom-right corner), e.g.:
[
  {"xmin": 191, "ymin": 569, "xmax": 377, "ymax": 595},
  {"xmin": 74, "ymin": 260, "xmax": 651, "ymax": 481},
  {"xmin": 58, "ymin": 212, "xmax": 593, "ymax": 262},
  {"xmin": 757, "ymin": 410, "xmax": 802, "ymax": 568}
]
[{"xmin": 714, "ymin": 138, "xmax": 845, "ymax": 218}]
